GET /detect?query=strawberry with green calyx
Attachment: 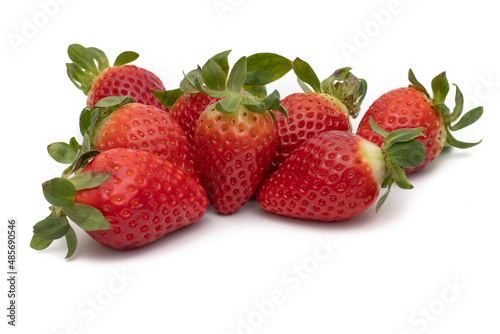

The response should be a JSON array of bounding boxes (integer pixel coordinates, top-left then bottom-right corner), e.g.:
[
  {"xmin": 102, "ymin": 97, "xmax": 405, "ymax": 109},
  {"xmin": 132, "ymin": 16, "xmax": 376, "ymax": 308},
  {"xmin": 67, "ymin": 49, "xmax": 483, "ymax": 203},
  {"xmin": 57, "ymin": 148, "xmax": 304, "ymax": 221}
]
[
  {"xmin": 257, "ymin": 118, "xmax": 426, "ymax": 221},
  {"xmin": 77, "ymin": 96, "xmax": 199, "ymax": 181},
  {"xmin": 356, "ymin": 69, "xmax": 483, "ymax": 173},
  {"xmin": 153, "ymin": 50, "xmax": 292, "ymax": 142},
  {"xmin": 32, "ymin": 148, "xmax": 209, "ymax": 258},
  {"xmin": 270, "ymin": 58, "xmax": 367, "ymax": 171},
  {"xmin": 31, "ymin": 169, "xmax": 112, "ymax": 258},
  {"xmin": 66, "ymin": 44, "xmax": 168, "ymax": 111},
  {"xmin": 187, "ymin": 55, "xmax": 288, "ymax": 215}
]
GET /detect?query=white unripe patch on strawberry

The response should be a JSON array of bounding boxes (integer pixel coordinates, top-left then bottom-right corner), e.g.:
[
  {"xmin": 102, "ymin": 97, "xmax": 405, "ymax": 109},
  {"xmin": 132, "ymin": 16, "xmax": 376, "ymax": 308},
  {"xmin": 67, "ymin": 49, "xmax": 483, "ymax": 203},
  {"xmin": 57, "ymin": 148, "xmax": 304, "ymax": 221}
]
[{"xmin": 358, "ymin": 138, "xmax": 386, "ymax": 185}]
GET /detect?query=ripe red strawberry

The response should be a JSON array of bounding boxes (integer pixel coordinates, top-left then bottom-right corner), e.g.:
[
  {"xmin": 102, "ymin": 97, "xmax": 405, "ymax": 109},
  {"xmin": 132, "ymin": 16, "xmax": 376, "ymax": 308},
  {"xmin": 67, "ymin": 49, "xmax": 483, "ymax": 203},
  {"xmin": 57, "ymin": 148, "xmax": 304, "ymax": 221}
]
[
  {"xmin": 195, "ymin": 103, "xmax": 277, "ymax": 214},
  {"xmin": 170, "ymin": 91, "xmax": 222, "ymax": 142},
  {"xmin": 66, "ymin": 44, "xmax": 168, "ymax": 111},
  {"xmin": 271, "ymin": 59, "xmax": 367, "ymax": 171},
  {"xmin": 257, "ymin": 121, "xmax": 426, "ymax": 221},
  {"xmin": 356, "ymin": 70, "xmax": 483, "ymax": 172},
  {"xmin": 80, "ymin": 98, "xmax": 198, "ymax": 181},
  {"xmin": 182, "ymin": 53, "xmax": 291, "ymax": 214},
  {"xmin": 31, "ymin": 148, "xmax": 209, "ymax": 256},
  {"xmin": 74, "ymin": 149, "xmax": 208, "ymax": 249}
]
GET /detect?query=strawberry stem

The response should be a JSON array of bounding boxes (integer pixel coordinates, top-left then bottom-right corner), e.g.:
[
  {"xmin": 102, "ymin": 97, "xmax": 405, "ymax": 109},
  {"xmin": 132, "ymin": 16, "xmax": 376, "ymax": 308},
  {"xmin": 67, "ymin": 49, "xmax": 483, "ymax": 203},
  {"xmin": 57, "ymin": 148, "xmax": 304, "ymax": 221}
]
[{"xmin": 292, "ymin": 58, "xmax": 367, "ymax": 118}]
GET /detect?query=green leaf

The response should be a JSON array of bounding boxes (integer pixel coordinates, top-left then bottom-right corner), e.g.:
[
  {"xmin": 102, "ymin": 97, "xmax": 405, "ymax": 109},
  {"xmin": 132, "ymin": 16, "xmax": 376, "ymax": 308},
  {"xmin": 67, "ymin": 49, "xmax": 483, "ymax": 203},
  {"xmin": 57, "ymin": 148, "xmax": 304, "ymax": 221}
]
[
  {"xmin": 113, "ymin": 51, "xmax": 139, "ymax": 66},
  {"xmin": 386, "ymin": 139, "xmax": 426, "ymax": 168},
  {"xmin": 227, "ymin": 56, "xmax": 247, "ymax": 93},
  {"xmin": 449, "ymin": 106, "xmax": 483, "ymax": 131},
  {"xmin": 72, "ymin": 150, "xmax": 100, "ymax": 173},
  {"xmin": 445, "ymin": 128, "xmax": 482, "ymax": 149},
  {"xmin": 434, "ymin": 103, "xmax": 450, "ymax": 117},
  {"xmin": 245, "ymin": 53, "xmax": 292, "ymax": 86},
  {"xmin": 42, "ymin": 178, "xmax": 76, "ymax": 207},
  {"xmin": 262, "ymin": 89, "xmax": 287, "ymax": 121},
  {"xmin": 94, "ymin": 96, "xmax": 133, "ymax": 108},
  {"xmin": 210, "ymin": 50, "xmax": 231, "ymax": 76},
  {"xmin": 67, "ymin": 44, "xmax": 98, "ymax": 75},
  {"xmin": 66, "ymin": 63, "xmax": 93, "ymax": 93},
  {"xmin": 215, "ymin": 94, "xmax": 241, "ymax": 113},
  {"xmin": 180, "ymin": 69, "xmax": 203, "ymax": 94},
  {"xmin": 408, "ymin": 68, "xmax": 430, "ymax": 97},
  {"xmin": 152, "ymin": 89, "xmax": 184, "ymax": 108},
  {"xmin": 202, "ymin": 58, "xmax": 228, "ymax": 91},
  {"xmin": 69, "ymin": 171, "xmax": 111, "ymax": 190},
  {"xmin": 87, "ymin": 47, "xmax": 109, "ymax": 72},
  {"xmin": 242, "ymin": 84, "xmax": 267, "ymax": 98},
  {"xmin": 292, "ymin": 58, "xmax": 321, "ymax": 93},
  {"xmin": 376, "ymin": 179, "xmax": 393, "ymax": 213},
  {"xmin": 243, "ymin": 103, "xmax": 266, "ymax": 114},
  {"xmin": 69, "ymin": 137, "xmax": 80, "ymax": 149},
  {"xmin": 240, "ymin": 94, "xmax": 263, "ymax": 106},
  {"xmin": 448, "ymin": 84, "xmax": 464, "ymax": 123},
  {"xmin": 389, "ymin": 165, "xmax": 414, "ymax": 189},
  {"xmin": 65, "ymin": 225, "xmax": 78, "ymax": 259},
  {"xmin": 33, "ymin": 216, "xmax": 70, "ymax": 240},
  {"xmin": 384, "ymin": 127, "xmax": 425, "ymax": 149},
  {"xmin": 63, "ymin": 203, "xmax": 110, "ymax": 231},
  {"xmin": 431, "ymin": 71, "xmax": 449, "ymax": 105},
  {"xmin": 369, "ymin": 116, "xmax": 389, "ymax": 137},
  {"xmin": 30, "ymin": 235, "xmax": 53, "ymax": 250},
  {"xmin": 297, "ymin": 78, "xmax": 313, "ymax": 92},
  {"xmin": 48, "ymin": 142, "xmax": 79, "ymax": 164},
  {"xmin": 79, "ymin": 106, "xmax": 93, "ymax": 136}
]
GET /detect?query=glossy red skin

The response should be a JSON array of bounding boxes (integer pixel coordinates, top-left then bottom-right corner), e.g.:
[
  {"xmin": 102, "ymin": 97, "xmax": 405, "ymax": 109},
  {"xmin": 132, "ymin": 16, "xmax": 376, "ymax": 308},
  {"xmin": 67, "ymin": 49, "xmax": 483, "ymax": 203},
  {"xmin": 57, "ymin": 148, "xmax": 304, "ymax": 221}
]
[
  {"xmin": 87, "ymin": 65, "xmax": 168, "ymax": 112},
  {"xmin": 93, "ymin": 103, "xmax": 198, "ymax": 182},
  {"xmin": 170, "ymin": 92, "xmax": 222, "ymax": 143},
  {"xmin": 257, "ymin": 131, "xmax": 381, "ymax": 221},
  {"xmin": 194, "ymin": 105, "xmax": 277, "ymax": 215},
  {"xmin": 74, "ymin": 149, "xmax": 209, "ymax": 249},
  {"xmin": 356, "ymin": 87, "xmax": 445, "ymax": 173},
  {"xmin": 271, "ymin": 92, "xmax": 351, "ymax": 171}
]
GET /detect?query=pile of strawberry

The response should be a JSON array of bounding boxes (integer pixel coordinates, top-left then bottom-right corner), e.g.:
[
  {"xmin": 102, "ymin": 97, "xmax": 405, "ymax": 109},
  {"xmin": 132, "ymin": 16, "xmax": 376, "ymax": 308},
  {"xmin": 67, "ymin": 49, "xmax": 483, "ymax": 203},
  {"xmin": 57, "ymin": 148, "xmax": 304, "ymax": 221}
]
[{"xmin": 31, "ymin": 44, "xmax": 483, "ymax": 258}]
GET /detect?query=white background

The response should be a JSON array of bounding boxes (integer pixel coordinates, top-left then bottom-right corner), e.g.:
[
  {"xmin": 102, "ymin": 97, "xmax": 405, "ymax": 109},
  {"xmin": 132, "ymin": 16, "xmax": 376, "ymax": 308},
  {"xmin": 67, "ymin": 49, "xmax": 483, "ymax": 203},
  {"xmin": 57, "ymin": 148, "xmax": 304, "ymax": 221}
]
[{"xmin": 1, "ymin": 0, "xmax": 499, "ymax": 333}]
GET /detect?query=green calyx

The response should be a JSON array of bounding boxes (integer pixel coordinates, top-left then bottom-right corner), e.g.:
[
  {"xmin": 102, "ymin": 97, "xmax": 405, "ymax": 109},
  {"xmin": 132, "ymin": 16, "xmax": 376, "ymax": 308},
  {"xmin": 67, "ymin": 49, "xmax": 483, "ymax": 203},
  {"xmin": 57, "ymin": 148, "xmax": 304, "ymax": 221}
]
[
  {"xmin": 79, "ymin": 96, "xmax": 134, "ymax": 145},
  {"xmin": 47, "ymin": 96, "xmax": 133, "ymax": 180},
  {"xmin": 31, "ymin": 172, "xmax": 111, "ymax": 259},
  {"xmin": 408, "ymin": 69, "xmax": 483, "ymax": 149},
  {"xmin": 32, "ymin": 96, "xmax": 133, "ymax": 258},
  {"xmin": 292, "ymin": 58, "xmax": 368, "ymax": 118},
  {"xmin": 368, "ymin": 117, "xmax": 427, "ymax": 212},
  {"xmin": 66, "ymin": 44, "xmax": 139, "ymax": 95},
  {"xmin": 152, "ymin": 50, "xmax": 293, "ymax": 116}
]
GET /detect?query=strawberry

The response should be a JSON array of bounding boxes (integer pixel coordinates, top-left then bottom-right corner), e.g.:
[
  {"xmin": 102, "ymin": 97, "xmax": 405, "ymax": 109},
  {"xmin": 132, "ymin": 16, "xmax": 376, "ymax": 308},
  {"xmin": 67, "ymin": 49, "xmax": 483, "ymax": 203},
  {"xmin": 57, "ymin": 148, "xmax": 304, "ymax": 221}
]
[
  {"xmin": 152, "ymin": 50, "xmax": 290, "ymax": 144},
  {"xmin": 78, "ymin": 97, "xmax": 198, "ymax": 181},
  {"xmin": 31, "ymin": 148, "xmax": 209, "ymax": 257},
  {"xmin": 271, "ymin": 58, "xmax": 367, "ymax": 171},
  {"xmin": 183, "ymin": 52, "xmax": 292, "ymax": 214},
  {"xmin": 356, "ymin": 70, "xmax": 483, "ymax": 172},
  {"xmin": 257, "ymin": 119, "xmax": 426, "ymax": 221},
  {"xmin": 195, "ymin": 102, "xmax": 278, "ymax": 214},
  {"xmin": 169, "ymin": 91, "xmax": 222, "ymax": 142},
  {"xmin": 66, "ymin": 44, "xmax": 168, "ymax": 111}
]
